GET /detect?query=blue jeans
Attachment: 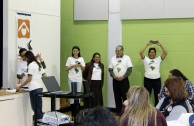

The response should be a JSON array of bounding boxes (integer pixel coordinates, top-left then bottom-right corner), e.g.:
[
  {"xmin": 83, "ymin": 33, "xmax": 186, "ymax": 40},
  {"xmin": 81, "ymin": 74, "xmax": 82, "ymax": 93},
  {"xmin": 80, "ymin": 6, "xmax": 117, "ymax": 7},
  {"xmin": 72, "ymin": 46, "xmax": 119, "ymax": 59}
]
[{"xmin": 30, "ymin": 88, "xmax": 43, "ymax": 119}]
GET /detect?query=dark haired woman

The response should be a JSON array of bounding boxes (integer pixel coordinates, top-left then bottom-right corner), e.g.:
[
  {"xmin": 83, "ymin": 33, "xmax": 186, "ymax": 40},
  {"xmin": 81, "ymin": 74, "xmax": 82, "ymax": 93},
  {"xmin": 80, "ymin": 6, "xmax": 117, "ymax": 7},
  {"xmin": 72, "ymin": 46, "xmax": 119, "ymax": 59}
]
[
  {"xmin": 158, "ymin": 69, "xmax": 194, "ymax": 101},
  {"xmin": 65, "ymin": 46, "xmax": 85, "ymax": 105},
  {"xmin": 16, "ymin": 51, "xmax": 46, "ymax": 120},
  {"xmin": 83, "ymin": 52, "xmax": 104, "ymax": 107},
  {"xmin": 140, "ymin": 41, "xmax": 167, "ymax": 106},
  {"xmin": 17, "ymin": 48, "xmax": 46, "ymax": 89}
]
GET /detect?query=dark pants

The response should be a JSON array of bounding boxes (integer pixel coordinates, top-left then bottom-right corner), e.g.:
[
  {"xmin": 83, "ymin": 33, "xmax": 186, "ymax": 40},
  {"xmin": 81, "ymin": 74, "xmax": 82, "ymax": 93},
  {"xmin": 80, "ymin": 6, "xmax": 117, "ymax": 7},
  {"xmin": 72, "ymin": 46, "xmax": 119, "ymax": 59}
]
[
  {"xmin": 30, "ymin": 88, "xmax": 43, "ymax": 119},
  {"xmin": 144, "ymin": 77, "xmax": 161, "ymax": 106},
  {"xmin": 83, "ymin": 80, "xmax": 103, "ymax": 108},
  {"xmin": 113, "ymin": 78, "xmax": 129, "ymax": 114},
  {"xmin": 90, "ymin": 80, "xmax": 103, "ymax": 107}
]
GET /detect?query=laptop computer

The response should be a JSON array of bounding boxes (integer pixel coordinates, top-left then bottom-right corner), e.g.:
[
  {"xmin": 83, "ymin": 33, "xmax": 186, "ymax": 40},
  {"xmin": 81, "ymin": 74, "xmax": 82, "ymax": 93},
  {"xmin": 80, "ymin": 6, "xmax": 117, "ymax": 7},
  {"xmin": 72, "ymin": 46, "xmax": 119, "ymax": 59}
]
[{"xmin": 41, "ymin": 76, "xmax": 69, "ymax": 94}]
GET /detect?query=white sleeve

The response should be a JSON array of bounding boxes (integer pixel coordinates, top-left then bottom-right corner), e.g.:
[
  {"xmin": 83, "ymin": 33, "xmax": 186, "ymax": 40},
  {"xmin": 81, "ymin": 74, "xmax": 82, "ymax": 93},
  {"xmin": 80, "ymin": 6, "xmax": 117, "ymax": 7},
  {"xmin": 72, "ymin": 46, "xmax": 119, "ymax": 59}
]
[
  {"xmin": 158, "ymin": 56, "xmax": 162, "ymax": 63},
  {"xmin": 80, "ymin": 57, "xmax": 85, "ymax": 67},
  {"xmin": 186, "ymin": 100, "xmax": 193, "ymax": 113},
  {"xmin": 66, "ymin": 57, "xmax": 71, "ymax": 67},
  {"xmin": 16, "ymin": 63, "xmax": 22, "ymax": 74},
  {"xmin": 166, "ymin": 106, "xmax": 187, "ymax": 121},
  {"xmin": 156, "ymin": 97, "xmax": 165, "ymax": 109},
  {"xmin": 126, "ymin": 56, "xmax": 133, "ymax": 67},
  {"xmin": 109, "ymin": 58, "xmax": 114, "ymax": 69},
  {"xmin": 27, "ymin": 64, "xmax": 34, "ymax": 75}
]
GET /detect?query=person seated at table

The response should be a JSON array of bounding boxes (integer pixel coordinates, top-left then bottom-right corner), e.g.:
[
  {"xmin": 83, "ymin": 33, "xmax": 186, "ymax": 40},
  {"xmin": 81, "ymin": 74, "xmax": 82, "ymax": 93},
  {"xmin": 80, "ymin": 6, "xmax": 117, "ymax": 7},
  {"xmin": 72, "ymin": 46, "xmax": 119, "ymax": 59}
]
[
  {"xmin": 156, "ymin": 76, "xmax": 193, "ymax": 121},
  {"xmin": 158, "ymin": 69, "xmax": 194, "ymax": 101},
  {"xmin": 119, "ymin": 86, "xmax": 167, "ymax": 126}
]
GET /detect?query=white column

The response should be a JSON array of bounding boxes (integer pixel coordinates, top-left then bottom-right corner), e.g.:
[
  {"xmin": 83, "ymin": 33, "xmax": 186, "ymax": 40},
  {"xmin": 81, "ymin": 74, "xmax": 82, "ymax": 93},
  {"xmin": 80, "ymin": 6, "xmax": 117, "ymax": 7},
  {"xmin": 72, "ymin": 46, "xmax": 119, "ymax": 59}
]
[{"xmin": 107, "ymin": 0, "xmax": 122, "ymax": 107}]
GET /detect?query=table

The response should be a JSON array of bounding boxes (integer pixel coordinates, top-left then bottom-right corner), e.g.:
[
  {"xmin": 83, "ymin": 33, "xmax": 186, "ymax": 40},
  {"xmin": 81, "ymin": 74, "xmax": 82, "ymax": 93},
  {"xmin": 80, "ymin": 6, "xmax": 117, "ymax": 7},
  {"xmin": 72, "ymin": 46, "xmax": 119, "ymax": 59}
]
[{"xmin": 34, "ymin": 92, "xmax": 93, "ymax": 126}]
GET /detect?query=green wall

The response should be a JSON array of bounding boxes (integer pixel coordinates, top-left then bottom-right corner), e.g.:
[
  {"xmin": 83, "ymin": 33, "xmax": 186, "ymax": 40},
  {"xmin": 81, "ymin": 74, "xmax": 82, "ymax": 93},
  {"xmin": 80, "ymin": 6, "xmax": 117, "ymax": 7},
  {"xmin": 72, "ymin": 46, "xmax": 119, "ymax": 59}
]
[
  {"xmin": 122, "ymin": 19, "xmax": 194, "ymax": 87},
  {"xmin": 61, "ymin": 0, "xmax": 194, "ymax": 106},
  {"xmin": 60, "ymin": 0, "xmax": 108, "ymax": 105}
]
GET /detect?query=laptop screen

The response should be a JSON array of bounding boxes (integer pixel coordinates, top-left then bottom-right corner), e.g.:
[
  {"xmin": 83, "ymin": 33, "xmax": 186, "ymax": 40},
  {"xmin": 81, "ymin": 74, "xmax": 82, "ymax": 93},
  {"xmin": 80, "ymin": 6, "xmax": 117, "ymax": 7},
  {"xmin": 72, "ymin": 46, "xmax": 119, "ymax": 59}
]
[{"xmin": 42, "ymin": 76, "xmax": 61, "ymax": 92}]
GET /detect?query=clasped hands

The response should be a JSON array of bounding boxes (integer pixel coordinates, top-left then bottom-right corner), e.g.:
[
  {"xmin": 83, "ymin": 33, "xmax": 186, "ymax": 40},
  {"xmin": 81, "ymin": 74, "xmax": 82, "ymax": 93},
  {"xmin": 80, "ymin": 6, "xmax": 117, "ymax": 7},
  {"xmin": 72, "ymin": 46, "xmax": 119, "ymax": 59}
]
[{"xmin": 114, "ymin": 76, "xmax": 124, "ymax": 81}]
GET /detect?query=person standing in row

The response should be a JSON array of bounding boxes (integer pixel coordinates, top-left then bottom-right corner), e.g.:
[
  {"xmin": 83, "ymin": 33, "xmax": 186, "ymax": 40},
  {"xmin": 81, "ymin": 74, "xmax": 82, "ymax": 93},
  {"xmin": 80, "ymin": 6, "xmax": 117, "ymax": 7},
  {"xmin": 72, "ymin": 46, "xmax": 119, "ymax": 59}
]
[
  {"xmin": 109, "ymin": 45, "xmax": 133, "ymax": 115},
  {"xmin": 140, "ymin": 40, "xmax": 167, "ymax": 106},
  {"xmin": 65, "ymin": 46, "xmax": 85, "ymax": 105},
  {"xmin": 16, "ymin": 51, "xmax": 46, "ymax": 120},
  {"xmin": 83, "ymin": 52, "xmax": 104, "ymax": 107}
]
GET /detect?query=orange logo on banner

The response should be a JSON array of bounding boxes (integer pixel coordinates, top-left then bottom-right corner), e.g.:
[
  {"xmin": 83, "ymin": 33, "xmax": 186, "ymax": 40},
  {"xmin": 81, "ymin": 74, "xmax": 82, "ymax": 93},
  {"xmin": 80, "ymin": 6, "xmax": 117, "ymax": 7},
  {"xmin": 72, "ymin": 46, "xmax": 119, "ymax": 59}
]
[{"xmin": 18, "ymin": 19, "xmax": 30, "ymax": 38}]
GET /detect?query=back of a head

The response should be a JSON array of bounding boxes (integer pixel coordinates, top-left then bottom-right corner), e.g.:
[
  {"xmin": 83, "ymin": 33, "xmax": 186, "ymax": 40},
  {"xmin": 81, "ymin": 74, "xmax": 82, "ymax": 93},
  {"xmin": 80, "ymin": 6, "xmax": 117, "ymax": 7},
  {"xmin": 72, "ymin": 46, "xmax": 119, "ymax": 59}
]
[
  {"xmin": 120, "ymin": 86, "xmax": 156, "ymax": 126},
  {"xmin": 19, "ymin": 48, "xmax": 27, "ymax": 56},
  {"xmin": 81, "ymin": 106, "xmax": 118, "ymax": 126},
  {"xmin": 126, "ymin": 86, "xmax": 150, "ymax": 109},
  {"xmin": 170, "ymin": 69, "xmax": 188, "ymax": 81}
]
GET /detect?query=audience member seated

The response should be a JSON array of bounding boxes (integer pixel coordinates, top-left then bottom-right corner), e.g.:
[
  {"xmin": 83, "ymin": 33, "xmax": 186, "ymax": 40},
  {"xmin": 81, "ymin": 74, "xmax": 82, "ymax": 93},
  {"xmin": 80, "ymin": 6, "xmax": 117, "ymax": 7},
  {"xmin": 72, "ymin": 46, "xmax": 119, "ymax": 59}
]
[
  {"xmin": 77, "ymin": 106, "xmax": 118, "ymax": 126},
  {"xmin": 156, "ymin": 76, "xmax": 193, "ymax": 121},
  {"xmin": 119, "ymin": 86, "xmax": 167, "ymax": 126},
  {"xmin": 75, "ymin": 109, "xmax": 90, "ymax": 126},
  {"xmin": 158, "ymin": 69, "xmax": 194, "ymax": 101}
]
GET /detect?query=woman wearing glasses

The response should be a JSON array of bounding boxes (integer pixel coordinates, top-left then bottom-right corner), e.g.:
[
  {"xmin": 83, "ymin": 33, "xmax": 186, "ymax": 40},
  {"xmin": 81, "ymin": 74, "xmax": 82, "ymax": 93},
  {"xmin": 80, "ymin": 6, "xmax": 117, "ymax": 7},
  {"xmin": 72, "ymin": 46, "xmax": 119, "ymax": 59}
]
[{"xmin": 156, "ymin": 77, "xmax": 193, "ymax": 121}]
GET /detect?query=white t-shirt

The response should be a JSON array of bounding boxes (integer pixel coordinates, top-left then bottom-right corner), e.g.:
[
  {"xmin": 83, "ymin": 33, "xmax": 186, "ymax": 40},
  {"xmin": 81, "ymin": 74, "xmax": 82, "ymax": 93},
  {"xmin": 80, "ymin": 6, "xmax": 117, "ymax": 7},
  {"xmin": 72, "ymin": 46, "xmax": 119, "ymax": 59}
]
[
  {"xmin": 91, "ymin": 63, "xmax": 102, "ymax": 80},
  {"xmin": 143, "ymin": 56, "xmax": 162, "ymax": 79},
  {"xmin": 109, "ymin": 55, "xmax": 133, "ymax": 77},
  {"xmin": 27, "ymin": 61, "xmax": 45, "ymax": 91},
  {"xmin": 66, "ymin": 57, "xmax": 85, "ymax": 82},
  {"xmin": 17, "ymin": 60, "xmax": 29, "ymax": 87}
]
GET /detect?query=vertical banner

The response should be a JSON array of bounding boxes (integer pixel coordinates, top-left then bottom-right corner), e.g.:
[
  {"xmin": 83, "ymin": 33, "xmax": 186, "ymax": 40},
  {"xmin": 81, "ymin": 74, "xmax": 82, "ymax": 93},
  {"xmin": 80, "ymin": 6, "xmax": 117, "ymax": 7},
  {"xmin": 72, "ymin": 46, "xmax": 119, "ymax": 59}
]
[
  {"xmin": 16, "ymin": 12, "xmax": 32, "ymax": 85},
  {"xmin": 16, "ymin": 12, "xmax": 32, "ymax": 56}
]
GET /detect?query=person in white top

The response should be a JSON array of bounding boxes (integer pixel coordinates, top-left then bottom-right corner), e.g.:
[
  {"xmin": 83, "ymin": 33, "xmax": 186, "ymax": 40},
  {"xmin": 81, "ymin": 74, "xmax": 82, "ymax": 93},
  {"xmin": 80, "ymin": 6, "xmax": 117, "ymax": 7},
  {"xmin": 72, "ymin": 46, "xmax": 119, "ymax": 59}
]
[
  {"xmin": 83, "ymin": 52, "xmax": 104, "ymax": 107},
  {"xmin": 66, "ymin": 46, "xmax": 85, "ymax": 115},
  {"xmin": 16, "ymin": 51, "xmax": 46, "ymax": 120},
  {"xmin": 109, "ymin": 45, "xmax": 133, "ymax": 115},
  {"xmin": 156, "ymin": 77, "xmax": 193, "ymax": 121},
  {"xmin": 140, "ymin": 40, "xmax": 167, "ymax": 106},
  {"xmin": 17, "ymin": 48, "xmax": 46, "ymax": 89}
]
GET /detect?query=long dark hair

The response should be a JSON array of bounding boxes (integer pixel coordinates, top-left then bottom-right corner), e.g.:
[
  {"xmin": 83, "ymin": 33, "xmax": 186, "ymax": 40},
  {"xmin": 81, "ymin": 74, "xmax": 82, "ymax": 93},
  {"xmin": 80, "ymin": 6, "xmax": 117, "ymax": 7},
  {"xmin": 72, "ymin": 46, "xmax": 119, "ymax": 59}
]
[
  {"xmin": 91, "ymin": 52, "xmax": 101, "ymax": 62},
  {"xmin": 72, "ymin": 46, "xmax": 81, "ymax": 57},
  {"xmin": 90, "ymin": 52, "xmax": 103, "ymax": 68},
  {"xmin": 24, "ymin": 51, "xmax": 42, "ymax": 70},
  {"xmin": 170, "ymin": 69, "xmax": 188, "ymax": 81}
]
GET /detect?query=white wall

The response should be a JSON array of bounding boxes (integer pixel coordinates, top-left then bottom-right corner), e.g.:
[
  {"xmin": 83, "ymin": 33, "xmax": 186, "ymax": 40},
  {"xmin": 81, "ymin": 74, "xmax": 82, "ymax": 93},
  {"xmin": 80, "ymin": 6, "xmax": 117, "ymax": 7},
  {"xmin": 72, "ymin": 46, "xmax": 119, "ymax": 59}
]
[
  {"xmin": 121, "ymin": 0, "xmax": 194, "ymax": 20},
  {"xmin": 74, "ymin": 0, "xmax": 108, "ymax": 20},
  {"xmin": 3, "ymin": 0, "xmax": 61, "ymax": 111}
]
